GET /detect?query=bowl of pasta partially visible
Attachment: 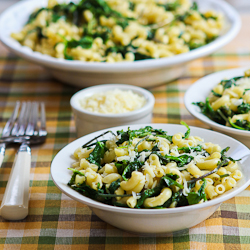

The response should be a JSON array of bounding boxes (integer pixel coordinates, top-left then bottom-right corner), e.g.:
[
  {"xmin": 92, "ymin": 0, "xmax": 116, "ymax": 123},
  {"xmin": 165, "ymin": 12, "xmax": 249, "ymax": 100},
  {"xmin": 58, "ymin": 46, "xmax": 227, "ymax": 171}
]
[
  {"xmin": 0, "ymin": 0, "xmax": 241, "ymax": 87},
  {"xmin": 51, "ymin": 123, "xmax": 250, "ymax": 234},
  {"xmin": 184, "ymin": 67, "xmax": 250, "ymax": 148}
]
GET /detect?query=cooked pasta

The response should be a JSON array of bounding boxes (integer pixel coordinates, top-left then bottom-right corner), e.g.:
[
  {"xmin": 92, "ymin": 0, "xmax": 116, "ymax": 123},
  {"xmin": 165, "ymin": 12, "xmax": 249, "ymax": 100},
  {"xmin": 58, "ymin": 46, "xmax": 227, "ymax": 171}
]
[
  {"xmin": 68, "ymin": 123, "xmax": 242, "ymax": 209},
  {"xmin": 11, "ymin": 0, "xmax": 224, "ymax": 62},
  {"xmin": 194, "ymin": 69, "xmax": 250, "ymax": 131}
]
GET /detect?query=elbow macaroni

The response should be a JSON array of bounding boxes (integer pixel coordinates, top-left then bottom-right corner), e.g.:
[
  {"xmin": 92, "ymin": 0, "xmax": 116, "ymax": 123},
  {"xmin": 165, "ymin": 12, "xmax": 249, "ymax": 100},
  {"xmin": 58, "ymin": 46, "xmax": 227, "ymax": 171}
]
[
  {"xmin": 68, "ymin": 126, "xmax": 242, "ymax": 209},
  {"xmin": 11, "ymin": 0, "xmax": 223, "ymax": 62}
]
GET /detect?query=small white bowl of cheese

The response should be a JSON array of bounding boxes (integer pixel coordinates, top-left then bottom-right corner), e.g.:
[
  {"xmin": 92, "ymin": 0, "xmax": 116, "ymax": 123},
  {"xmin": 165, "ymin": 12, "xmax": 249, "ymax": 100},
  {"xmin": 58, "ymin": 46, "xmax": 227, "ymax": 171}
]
[{"xmin": 70, "ymin": 84, "xmax": 155, "ymax": 137}]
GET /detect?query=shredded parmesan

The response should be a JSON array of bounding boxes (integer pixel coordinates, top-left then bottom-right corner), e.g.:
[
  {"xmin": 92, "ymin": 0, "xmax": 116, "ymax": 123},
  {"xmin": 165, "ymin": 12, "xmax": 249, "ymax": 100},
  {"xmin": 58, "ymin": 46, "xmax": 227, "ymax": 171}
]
[
  {"xmin": 235, "ymin": 77, "xmax": 250, "ymax": 88},
  {"xmin": 132, "ymin": 191, "xmax": 141, "ymax": 200},
  {"xmin": 182, "ymin": 177, "xmax": 190, "ymax": 196},
  {"xmin": 80, "ymin": 89, "xmax": 146, "ymax": 114},
  {"xmin": 233, "ymin": 99, "xmax": 243, "ymax": 106},
  {"xmin": 117, "ymin": 155, "xmax": 130, "ymax": 161}
]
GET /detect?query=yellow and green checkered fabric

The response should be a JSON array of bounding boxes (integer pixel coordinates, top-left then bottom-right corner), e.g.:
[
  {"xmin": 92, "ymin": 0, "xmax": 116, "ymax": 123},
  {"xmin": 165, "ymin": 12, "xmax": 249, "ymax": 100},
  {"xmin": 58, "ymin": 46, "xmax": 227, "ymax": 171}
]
[{"xmin": 0, "ymin": 12, "xmax": 250, "ymax": 249}]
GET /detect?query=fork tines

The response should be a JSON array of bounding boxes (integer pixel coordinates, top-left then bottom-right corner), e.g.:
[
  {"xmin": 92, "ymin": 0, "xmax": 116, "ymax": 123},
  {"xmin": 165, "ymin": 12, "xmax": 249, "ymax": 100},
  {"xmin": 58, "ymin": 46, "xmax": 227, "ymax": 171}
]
[{"xmin": 3, "ymin": 101, "xmax": 46, "ymax": 138}]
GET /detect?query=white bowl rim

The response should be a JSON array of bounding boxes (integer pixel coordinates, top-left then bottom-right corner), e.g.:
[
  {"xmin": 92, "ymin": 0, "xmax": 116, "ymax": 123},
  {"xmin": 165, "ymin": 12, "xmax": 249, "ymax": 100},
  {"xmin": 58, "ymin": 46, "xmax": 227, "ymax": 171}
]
[
  {"xmin": 70, "ymin": 84, "xmax": 155, "ymax": 118},
  {"xmin": 184, "ymin": 67, "xmax": 250, "ymax": 137},
  {"xmin": 0, "ymin": 0, "xmax": 241, "ymax": 73},
  {"xmin": 50, "ymin": 123, "xmax": 250, "ymax": 215}
]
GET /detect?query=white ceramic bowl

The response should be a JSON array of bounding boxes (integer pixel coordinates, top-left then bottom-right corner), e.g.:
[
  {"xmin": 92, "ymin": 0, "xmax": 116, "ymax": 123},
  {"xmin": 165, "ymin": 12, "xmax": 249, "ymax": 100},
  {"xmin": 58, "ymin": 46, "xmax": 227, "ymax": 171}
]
[
  {"xmin": 0, "ymin": 0, "xmax": 241, "ymax": 87},
  {"xmin": 51, "ymin": 123, "xmax": 250, "ymax": 234},
  {"xmin": 184, "ymin": 67, "xmax": 250, "ymax": 148},
  {"xmin": 70, "ymin": 84, "xmax": 155, "ymax": 137}
]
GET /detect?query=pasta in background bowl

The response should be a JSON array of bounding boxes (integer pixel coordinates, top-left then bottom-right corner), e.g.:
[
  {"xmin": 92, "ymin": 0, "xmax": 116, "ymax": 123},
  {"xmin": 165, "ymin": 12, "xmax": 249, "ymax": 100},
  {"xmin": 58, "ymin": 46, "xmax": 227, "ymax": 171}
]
[
  {"xmin": 0, "ymin": 0, "xmax": 241, "ymax": 87},
  {"xmin": 50, "ymin": 124, "xmax": 250, "ymax": 234},
  {"xmin": 11, "ymin": 0, "xmax": 224, "ymax": 62},
  {"xmin": 184, "ymin": 67, "xmax": 250, "ymax": 148}
]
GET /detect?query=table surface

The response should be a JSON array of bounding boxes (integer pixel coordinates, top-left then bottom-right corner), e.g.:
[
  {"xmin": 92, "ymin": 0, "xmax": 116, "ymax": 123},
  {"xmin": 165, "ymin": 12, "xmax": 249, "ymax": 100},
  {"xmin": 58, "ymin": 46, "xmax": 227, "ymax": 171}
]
[{"xmin": 1, "ymin": 1, "xmax": 250, "ymax": 249}]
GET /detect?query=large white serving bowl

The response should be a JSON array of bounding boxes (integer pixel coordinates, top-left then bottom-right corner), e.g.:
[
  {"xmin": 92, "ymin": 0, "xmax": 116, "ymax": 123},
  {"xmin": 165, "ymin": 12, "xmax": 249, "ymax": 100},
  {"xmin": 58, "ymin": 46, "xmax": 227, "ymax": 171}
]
[
  {"xmin": 50, "ymin": 124, "xmax": 250, "ymax": 234},
  {"xmin": 184, "ymin": 67, "xmax": 250, "ymax": 148},
  {"xmin": 0, "ymin": 0, "xmax": 241, "ymax": 88}
]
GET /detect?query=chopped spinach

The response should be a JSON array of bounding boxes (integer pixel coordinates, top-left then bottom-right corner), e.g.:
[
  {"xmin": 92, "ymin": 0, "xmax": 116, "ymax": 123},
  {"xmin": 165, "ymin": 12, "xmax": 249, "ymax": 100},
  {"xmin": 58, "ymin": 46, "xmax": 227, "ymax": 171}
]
[
  {"xmin": 190, "ymin": 2, "xmax": 198, "ymax": 11},
  {"xmin": 188, "ymin": 40, "xmax": 204, "ymax": 50},
  {"xmin": 243, "ymin": 88, "xmax": 250, "ymax": 95},
  {"xmin": 163, "ymin": 190, "xmax": 189, "ymax": 208},
  {"xmin": 228, "ymin": 118, "xmax": 250, "ymax": 131},
  {"xmin": 219, "ymin": 174, "xmax": 230, "ymax": 178},
  {"xmin": 115, "ymin": 160, "xmax": 128, "ymax": 175},
  {"xmin": 187, "ymin": 179, "xmax": 207, "ymax": 205},
  {"xmin": 134, "ymin": 52, "xmax": 153, "ymax": 60},
  {"xmin": 212, "ymin": 90, "xmax": 222, "ymax": 97},
  {"xmin": 67, "ymin": 36, "xmax": 93, "ymax": 49},
  {"xmin": 147, "ymin": 29, "xmax": 156, "ymax": 40},
  {"xmin": 116, "ymin": 126, "xmax": 154, "ymax": 145},
  {"xmin": 237, "ymin": 102, "xmax": 250, "ymax": 114},
  {"xmin": 68, "ymin": 168, "xmax": 85, "ymax": 176},
  {"xmin": 180, "ymin": 121, "xmax": 190, "ymax": 139},
  {"xmin": 155, "ymin": 153, "xmax": 193, "ymax": 168},
  {"xmin": 193, "ymin": 97, "xmax": 225, "ymax": 125},
  {"xmin": 122, "ymin": 160, "xmax": 144, "ymax": 180},
  {"xmin": 87, "ymin": 141, "xmax": 108, "ymax": 168},
  {"xmin": 162, "ymin": 174, "xmax": 184, "ymax": 189},
  {"xmin": 129, "ymin": 2, "xmax": 135, "ymax": 11},
  {"xmin": 68, "ymin": 172, "xmax": 77, "ymax": 186},
  {"xmin": 158, "ymin": 1, "xmax": 180, "ymax": 11},
  {"xmin": 108, "ymin": 179, "xmax": 121, "ymax": 194},
  {"xmin": 27, "ymin": 8, "xmax": 48, "ymax": 24},
  {"xmin": 178, "ymin": 145, "xmax": 202, "ymax": 153}
]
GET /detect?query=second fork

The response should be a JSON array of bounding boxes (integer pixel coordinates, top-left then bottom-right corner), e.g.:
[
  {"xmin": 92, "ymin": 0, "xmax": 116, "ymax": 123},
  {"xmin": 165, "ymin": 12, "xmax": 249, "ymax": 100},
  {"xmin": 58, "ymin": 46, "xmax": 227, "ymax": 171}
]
[{"xmin": 0, "ymin": 101, "xmax": 46, "ymax": 220}]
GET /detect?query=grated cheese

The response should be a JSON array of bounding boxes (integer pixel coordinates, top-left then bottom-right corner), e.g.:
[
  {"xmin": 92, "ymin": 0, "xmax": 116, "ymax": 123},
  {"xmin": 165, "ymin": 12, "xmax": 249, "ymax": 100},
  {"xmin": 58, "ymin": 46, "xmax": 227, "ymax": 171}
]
[
  {"xmin": 132, "ymin": 191, "xmax": 141, "ymax": 200},
  {"xmin": 117, "ymin": 155, "xmax": 130, "ymax": 161},
  {"xmin": 80, "ymin": 89, "xmax": 146, "ymax": 114},
  {"xmin": 182, "ymin": 177, "xmax": 190, "ymax": 196},
  {"xmin": 235, "ymin": 77, "xmax": 250, "ymax": 88}
]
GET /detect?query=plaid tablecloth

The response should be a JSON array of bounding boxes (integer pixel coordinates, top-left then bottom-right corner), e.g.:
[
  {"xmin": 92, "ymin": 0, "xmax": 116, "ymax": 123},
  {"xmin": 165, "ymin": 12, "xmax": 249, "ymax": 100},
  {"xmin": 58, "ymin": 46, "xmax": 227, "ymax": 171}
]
[{"xmin": 1, "ymin": 11, "xmax": 250, "ymax": 250}]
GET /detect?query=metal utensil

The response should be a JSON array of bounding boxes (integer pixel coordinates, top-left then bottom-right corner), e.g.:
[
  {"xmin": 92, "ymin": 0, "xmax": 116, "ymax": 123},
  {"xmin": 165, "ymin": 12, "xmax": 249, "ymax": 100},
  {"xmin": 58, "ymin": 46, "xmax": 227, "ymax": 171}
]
[
  {"xmin": 0, "ymin": 101, "xmax": 47, "ymax": 220},
  {"xmin": 0, "ymin": 101, "xmax": 21, "ymax": 167}
]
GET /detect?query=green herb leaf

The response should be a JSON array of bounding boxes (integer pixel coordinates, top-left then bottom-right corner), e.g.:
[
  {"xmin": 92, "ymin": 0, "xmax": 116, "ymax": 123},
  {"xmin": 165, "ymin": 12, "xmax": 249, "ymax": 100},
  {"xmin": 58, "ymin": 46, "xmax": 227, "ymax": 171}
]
[
  {"xmin": 162, "ymin": 174, "xmax": 183, "ymax": 189},
  {"xmin": 187, "ymin": 179, "xmax": 207, "ymax": 205},
  {"xmin": 122, "ymin": 160, "xmax": 143, "ymax": 180},
  {"xmin": 237, "ymin": 102, "xmax": 250, "ymax": 114},
  {"xmin": 27, "ymin": 8, "xmax": 48, "ymax": 24},
  {"xmin": 228, "ymin": 118, "xmax": 246, "ymax": 130},
  {"xmin": 108, "ymin": 179, "xmax": 121, "ymax": 194},
  {"xmin": 178, "ymin": 145, "xmax": 202, "ymax": 153},
  {"xmin": 219, "ymin": 174, "xmax": 230, "ymax": 178},
  {"xmin": 87, "ymin": 141, "xmax": 108, "ymax": 167},
  {"xmin": 155, "ymin": 153, "xmax": 193, "ymax": 168},
  {"xmin": 67, "ymin": 36, "xmax": 93, "ymax": 49},
  {"xmin": 180, "ymin": 121, "xmax": 190, "ymax": 139},
  {"xmin": 68, "ymin": 168, "xmax": 85, "ymax": 176},
  {"xmin": 212, "ymin": 90, "xmax": 222, "ymax": 97}
]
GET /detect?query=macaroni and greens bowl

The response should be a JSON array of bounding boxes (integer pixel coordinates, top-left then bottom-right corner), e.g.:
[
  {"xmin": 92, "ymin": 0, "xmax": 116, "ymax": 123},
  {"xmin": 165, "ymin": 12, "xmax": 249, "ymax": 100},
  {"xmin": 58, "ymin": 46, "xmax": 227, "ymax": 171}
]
[
  {"xmin": 185, "ymin": 67, "xmax": 250, "ymax": 148},
  {"xmin": 11, "ymin": 0, "xmax": 224, "ymax": 62},
  {"xmin": 51, "ymin": 124, "xmax": 250, "ymax": 233},
  {"xmin": 68, "ymin": 123, "xmax": 242, "ymax": 209},
  {"xmin": 0, "ymin": 0, "xmax": 240, "ymax": 86}
]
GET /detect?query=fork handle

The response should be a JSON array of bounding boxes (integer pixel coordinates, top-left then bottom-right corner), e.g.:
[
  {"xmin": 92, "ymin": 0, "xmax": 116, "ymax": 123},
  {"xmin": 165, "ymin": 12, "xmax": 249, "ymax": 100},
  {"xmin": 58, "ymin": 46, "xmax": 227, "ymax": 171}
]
[
  {"xmin": 0, "ymin": 144, "xmax": 31, "ymax": 220},
  {"xmin": 0, "ymin": 143, "xmax": 6, "ymax": 168}
]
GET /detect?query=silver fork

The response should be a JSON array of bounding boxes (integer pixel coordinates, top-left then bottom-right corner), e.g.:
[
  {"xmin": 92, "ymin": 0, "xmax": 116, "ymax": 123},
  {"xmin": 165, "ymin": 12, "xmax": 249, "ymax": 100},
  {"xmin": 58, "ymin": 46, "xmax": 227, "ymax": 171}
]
[
  {"xmin": 0, "ymin": 101, "xmax": 47, "ymax": 220},
  {"xmin": 0, "ymin": 101, "xmax": 21, "ymax": 167}
]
